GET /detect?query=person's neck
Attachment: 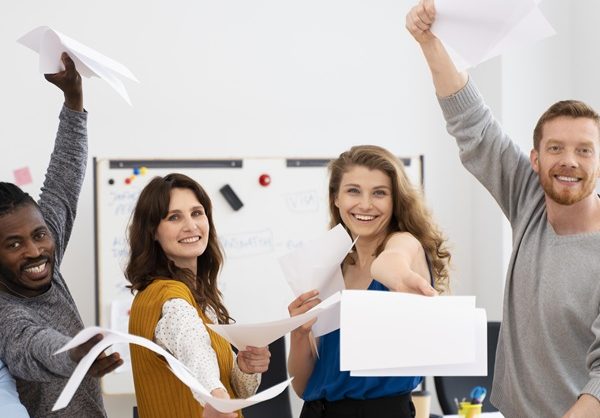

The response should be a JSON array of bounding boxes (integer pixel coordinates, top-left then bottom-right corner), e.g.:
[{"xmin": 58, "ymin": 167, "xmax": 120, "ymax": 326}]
[
  {"xmin": 0, "ymin": 280, "xmax": 34, "ymax": 298},
  {"xmin": 351, "ymin": 236, "xmax": 381, "ymax": 270},
  {"xmin": 546, "ymin": 193, "xmax": 600, "ymax": 235}
]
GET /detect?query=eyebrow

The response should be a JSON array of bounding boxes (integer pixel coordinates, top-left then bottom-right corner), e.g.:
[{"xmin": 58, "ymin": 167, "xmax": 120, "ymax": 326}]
[
  {"xmin": 546, "ymin": 139, "xmax": 596, "ymax": 147},
  {"xmin": 166, "ymin": 205, "xmax": 205, "ymax": 214},
  {"xmin": 343, "ymin": 183, "xmax": 391, "ymax": 189},
  {"xmin": 1, "ymin": 226, "xmax": 48, "ymax": 243}
]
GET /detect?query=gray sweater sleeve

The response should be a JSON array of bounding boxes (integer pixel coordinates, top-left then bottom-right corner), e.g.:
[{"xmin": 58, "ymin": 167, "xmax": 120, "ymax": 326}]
[
  {"xmin": 38, "ymin": 105, "xmax": 88, "ymax": 266},
  {"xmin": 583, "ymin": 310, "xmax": 600, "ymax": 399},
  {"xmin": 0, "ymin": 305, "xmax": 77, "ymax": 380},
  {"xmin": 437, "ymin": 78, "xmax": 539, "ymax": 224},
  {"xmin": 0, "ymin": 106, "xmax": 88, "ymax": 380}
]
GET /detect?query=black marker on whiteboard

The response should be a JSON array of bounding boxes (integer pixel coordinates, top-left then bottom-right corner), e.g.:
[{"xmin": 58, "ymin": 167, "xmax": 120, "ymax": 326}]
[{"xmin": 219, "ymin": 184, "xmax": 243, "ymax": 211}]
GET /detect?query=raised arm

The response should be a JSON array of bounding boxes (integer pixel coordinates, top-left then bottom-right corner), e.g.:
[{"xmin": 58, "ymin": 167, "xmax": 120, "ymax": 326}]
[
  {"xmin": 38, "ymin": 53, "xmax": 87, "ymax": 265},
  {"xmin": 371, "ymin": 232, "xmax": 435, "ymax": 295},
  {"xmin": 405, "ymin": 0, "xmax": 468, "ymax": 97},
  {"xmin": 406, "ymin": 0, "xmax": 538, "ymax": 223}
]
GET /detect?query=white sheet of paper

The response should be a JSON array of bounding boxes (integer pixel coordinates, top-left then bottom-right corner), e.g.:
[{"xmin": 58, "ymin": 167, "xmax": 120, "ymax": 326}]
[
  {"xmin": 207, "ymin": 292, "xmax": 341, "ymax": 350},
  {"xmin": 350, "ymin": 308, "xmax": 487, "ymax": 376},
  {"xmin": 339, "ymin": 291, "xmax": 476, "ymax": 371},
  {"xmin": 18, "ymin": 26, "xmax": 139, "ymax": 105},
  {"xmin": 311, "ymin": 291, "xmax": 342, "ymax": 337},
  {"xmin": 431, "ymin": 0, "xmax": 553, "ymax": 69},
  {"xmin": 52, "ymin": 326, "xmax": 292, "ymax": 413},
  {"xmin": 481, "ymin": 6, "xmax": 555, "ymax": 63},
  {"xmin": 278, "ymin": 224, "xmax": 352, "ymax": 300}
]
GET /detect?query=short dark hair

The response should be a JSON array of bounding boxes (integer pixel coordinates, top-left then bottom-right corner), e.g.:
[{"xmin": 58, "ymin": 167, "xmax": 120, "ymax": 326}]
[
  {"xmin": 533, "ymin": 100, "xmax": 600, "ymax": 150},
  {"xmin": 0, "ymin": 182, "xmax": 38, "ymax": 217}
]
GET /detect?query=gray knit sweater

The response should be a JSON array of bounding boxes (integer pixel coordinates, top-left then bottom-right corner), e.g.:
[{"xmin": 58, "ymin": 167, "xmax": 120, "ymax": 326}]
[
  {"xmin": 438, "ymin": 78, "xmax": 600, "ymax": 418},
  {"xmin": 0, "ymin": 107, "xmax": 105, "ymax": 417}
]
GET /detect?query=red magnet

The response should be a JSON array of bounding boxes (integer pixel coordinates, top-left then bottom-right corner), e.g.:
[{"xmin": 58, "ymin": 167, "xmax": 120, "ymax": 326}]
[
  {"xmin": 259, "ymin": 174, "xmax": 271, "ymax": 187},
  {"xmin": 125, "ymin": 177, "xmax": 132, "ymax": 185}
]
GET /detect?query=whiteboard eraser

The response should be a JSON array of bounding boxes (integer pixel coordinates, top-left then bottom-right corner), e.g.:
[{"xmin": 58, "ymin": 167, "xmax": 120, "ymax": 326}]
[{"xmin": 219, "ymin": 184, "xmax": 243, "ymax": 211}]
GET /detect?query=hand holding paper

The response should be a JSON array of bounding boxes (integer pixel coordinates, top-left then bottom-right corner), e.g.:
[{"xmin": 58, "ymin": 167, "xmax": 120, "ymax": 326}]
[
  {"xmin": 207, "ymin": 291, "xmax": 341, "ymax": 351},
  {"xmin": 52, "ymin": 327, "xmax": 292, "ymax": 413},
  {"xmin": 279, "ymin": 223, "xmax": 353, "ymax": 300},
  {"xmin": 18, "ymin": 26, "xmax": 139, "ymax": 105},
  {"xmin": 409, "ymin": 0, "xmax": 555, "ymax": 69}
]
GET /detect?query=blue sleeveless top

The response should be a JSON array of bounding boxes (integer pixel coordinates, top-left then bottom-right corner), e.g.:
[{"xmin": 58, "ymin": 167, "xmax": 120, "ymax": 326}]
[{"xmin": 302, "ymin": 279, "xmax": 422, "ymax": 401}]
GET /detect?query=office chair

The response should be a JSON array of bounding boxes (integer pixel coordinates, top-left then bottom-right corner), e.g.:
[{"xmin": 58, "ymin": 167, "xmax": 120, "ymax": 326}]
[
  {"xmin": 243, "ymin": 336, "xmax": 293, "ymax": 418},
  {"xmin": 434, "ymin": 321, "xmax": 501, "ymax": 414}
]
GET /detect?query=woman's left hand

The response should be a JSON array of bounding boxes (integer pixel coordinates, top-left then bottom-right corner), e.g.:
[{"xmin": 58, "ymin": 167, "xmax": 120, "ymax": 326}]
[{"xmin": 237, "ymin": 346, "xmax": 271, "ymax": 374}]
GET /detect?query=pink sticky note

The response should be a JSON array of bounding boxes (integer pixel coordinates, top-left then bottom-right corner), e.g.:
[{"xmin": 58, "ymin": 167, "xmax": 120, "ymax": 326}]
[{"xmin": 13, "ymin": 167, "xmax": 33, "ymax": 186}]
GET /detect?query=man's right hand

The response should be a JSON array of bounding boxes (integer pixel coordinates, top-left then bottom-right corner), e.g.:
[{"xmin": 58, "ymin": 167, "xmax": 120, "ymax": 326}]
[
  {"xmin": 44, "ymin": 52, "xmax": 83, "ymax": 112},
  {"xmin": 406, "ymin": 0, "xmax": 437, "ymax": 44},
  {"xmin": 68, "ymin": 333, "xmax": 123, "ymax": 378}
]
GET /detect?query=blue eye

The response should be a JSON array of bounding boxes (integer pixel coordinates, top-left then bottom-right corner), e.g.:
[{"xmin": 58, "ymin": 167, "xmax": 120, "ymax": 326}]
[{"xmin": 167, "ymin": 214, "xmax": 179, "ymax": 221}]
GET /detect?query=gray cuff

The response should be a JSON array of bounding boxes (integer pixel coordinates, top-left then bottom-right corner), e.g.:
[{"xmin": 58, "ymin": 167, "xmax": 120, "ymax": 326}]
[
  {"xmin": 581, "ymin": 378, "xmax": 600, "ymax": 401},
  {"xmin": 437, "ymin": 77, "xmax": 482, "ymax": 120}
]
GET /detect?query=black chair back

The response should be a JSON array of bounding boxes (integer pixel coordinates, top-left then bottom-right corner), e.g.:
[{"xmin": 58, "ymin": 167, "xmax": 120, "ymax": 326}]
[
  {"xmin": 434, "ymin": 321, "xmax": 501, "ymax": 414},
  {"xmin": 243, "ymin": 336, "xmax": 292, "ymax": 418}
]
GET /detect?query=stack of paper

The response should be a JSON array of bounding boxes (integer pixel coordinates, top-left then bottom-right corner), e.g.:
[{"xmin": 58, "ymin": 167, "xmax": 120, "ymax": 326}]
[{"xmin": 338, "ymin": 290, "xmax": 487, "ymax": 377}]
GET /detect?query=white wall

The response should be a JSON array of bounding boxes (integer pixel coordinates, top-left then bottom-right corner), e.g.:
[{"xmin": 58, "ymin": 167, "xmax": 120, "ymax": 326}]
[{"xmin": 2, "ymin": 0, "xmax": 589, "ymax": 416}]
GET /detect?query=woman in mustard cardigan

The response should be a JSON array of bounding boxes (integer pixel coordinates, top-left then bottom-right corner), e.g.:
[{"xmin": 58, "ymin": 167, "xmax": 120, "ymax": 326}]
[{"xmin": 125, "ymin": 173, "xmax": 271, "ymax": 418}]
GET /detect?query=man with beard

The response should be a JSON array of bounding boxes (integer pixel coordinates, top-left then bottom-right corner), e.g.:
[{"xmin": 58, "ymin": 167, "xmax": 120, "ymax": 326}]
[
  {"xmin": 0, "ymin": 53, "xmax": 122, "ymax": 417},
  {"xmin": 407, "ymin": 1, "xmax": 600, "ymax": 417}
]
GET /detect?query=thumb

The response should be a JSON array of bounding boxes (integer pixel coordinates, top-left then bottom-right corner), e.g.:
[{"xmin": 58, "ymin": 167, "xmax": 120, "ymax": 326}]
[{"xmin": 411, "ymin": 274, "xmax": 436, "ymax": 296}]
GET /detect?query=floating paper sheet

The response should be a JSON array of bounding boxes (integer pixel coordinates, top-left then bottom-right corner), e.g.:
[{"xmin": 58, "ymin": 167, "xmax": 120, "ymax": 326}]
[
  {"xmin": 432, "ymin": 0, "xmax": 555, "ymax": 69},
  {"xmin": 18, "ymin": 26, "xmax": 139, "ymax": 105},
  {"xmin": 207, "ymin": 291, "xmax": 342, "ymax": 351},
  {"xmin": 279, "ymin": 224, "xmax": 353, "ymax": 301},
  {"xmin": 52, "ymin": 326, "xmax": 291, "ymax": 413}
]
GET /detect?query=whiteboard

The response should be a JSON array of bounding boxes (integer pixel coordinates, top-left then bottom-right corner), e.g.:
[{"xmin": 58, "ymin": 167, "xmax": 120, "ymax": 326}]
[{"xmin": 94, "ymin": 156, "xmax": 423, "ymax": 394}]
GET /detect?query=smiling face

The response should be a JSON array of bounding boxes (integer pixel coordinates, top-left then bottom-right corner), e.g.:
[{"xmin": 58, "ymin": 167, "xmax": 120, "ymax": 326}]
[
  {"xmin": 334, "ymin": 165, "xmax": 393, "ymax": 241},
  {"xmin": 155, "ymin": 188, "xmax": 210, "ymax": 273},
  {"xmin": 0, "ymin": 204, "xmax": 55, "ymax": 297},
  {"xmin": 531, "ymin": 116, "xmax": 600, "ymax": 206}
]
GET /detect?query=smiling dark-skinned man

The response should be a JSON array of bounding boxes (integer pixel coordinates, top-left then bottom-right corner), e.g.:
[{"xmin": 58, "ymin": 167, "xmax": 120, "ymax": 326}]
[{"xmin": 0, "ymin": 53, "xmax": 122, "ymax": 418}]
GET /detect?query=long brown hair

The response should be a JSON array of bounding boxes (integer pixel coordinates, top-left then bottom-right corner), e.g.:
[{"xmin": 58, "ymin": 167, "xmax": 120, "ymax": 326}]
[
  {"xmin": 125, "ymin": 173, "xmax": 232, "ymax": 324},
  {"xmin": 328, "ymin": 145, "xmax": 450, "ymax": 292}
]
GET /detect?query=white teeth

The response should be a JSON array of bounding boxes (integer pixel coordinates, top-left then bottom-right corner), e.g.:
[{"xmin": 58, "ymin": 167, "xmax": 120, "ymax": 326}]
[
  {"xmin": 354, "ymin": 214, "xmax": 375, "ymax": 221},
  {"xmin": 180, "ymin": 236, "xmax": 200, "ymax": 243},
  {"xmin": 25, "ymin": 263, "xmax": 46, "ymax": 274},
  {"xmin": 556, "ymin": 176, "xmax": 579, "ymax": 182}
]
